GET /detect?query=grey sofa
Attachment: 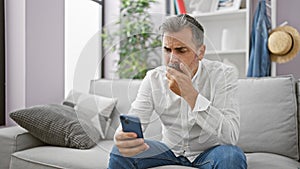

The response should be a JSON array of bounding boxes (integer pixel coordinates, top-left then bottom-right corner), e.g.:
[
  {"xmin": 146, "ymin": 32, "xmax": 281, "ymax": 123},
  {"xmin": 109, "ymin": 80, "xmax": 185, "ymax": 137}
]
[{"xmin": 1, "ymin": 75, "xmax": 300, "ymax": 169}]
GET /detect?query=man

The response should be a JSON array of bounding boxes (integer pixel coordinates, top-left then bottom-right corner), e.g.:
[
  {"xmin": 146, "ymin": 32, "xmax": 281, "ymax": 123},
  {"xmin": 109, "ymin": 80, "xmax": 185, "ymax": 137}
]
[{"xmin": 108, "ymin": 14, "xmax": 247, "ymax": 169}]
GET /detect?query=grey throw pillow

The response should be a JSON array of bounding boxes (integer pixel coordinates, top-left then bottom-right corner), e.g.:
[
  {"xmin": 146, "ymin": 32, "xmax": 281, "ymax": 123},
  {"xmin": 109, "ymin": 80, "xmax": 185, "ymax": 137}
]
[
  {"xmin": 9, "ymin": 104, "xmax": 101, "ymax": 149},
  {"xmin": 237, "ymin": 76, "xmax": 299, "ymax": 160}
]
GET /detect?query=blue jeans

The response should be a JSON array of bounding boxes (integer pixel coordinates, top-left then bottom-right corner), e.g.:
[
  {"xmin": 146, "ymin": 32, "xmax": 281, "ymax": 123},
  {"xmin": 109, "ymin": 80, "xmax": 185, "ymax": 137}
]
[{"xmin": 108, "ymin": 140, "xmax": 247, "ymax": 169}]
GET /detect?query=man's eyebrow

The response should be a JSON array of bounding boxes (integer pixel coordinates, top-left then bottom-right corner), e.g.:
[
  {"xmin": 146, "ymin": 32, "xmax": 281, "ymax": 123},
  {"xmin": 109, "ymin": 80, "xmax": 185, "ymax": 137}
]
[
  {"xmin": 174, "ymin": 47, "xmax": 188, "ymax": 50},
  {"xmin": 163, "ymin": 46, "xmax": 188, "ymax": 50}
]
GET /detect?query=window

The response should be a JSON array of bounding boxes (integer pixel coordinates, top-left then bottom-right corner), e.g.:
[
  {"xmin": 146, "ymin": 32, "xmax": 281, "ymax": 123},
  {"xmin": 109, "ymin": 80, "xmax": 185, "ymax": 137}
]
[
  {"xmin": 102, "ymin": 0, "xmax": 165, "ymax": 79},
  {"xmin": 64, "ymin": 0, "xmax": 103, "ymax": 95}
]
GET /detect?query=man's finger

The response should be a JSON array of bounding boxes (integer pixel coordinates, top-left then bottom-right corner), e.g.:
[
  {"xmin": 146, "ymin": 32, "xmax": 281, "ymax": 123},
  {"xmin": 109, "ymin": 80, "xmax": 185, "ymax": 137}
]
[
  {"xmin": 119, "ymin": 143, "xmax": 149, "ymax": 157},
  {"xmin": 116, "ymin": 138, "xmax": 144, "ymax": 148},
  {"xmin": 166, "ymin": 71, "xmax": 173, "ymax": 80},
  {"xmin": 115, "ymin": 131, "xmax": 137, "ymax": 141},
  {"xmin": 167, "ymin": 67, "xmax": 180, "ymax": 78}
]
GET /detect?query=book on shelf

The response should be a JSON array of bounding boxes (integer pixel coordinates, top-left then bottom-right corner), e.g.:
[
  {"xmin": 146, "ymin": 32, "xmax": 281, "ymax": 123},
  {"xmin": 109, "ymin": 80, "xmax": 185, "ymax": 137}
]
[
  {"xmin": 166, "ymin": 0, "xmax": 176, "ymax": 15},
  {"xmin": 174, "ymin": 0, "xmax": 186, "ymax": 14},
  {"xmin": 174, "ymin": 0, "xmax": 178, "ymax": 14}
]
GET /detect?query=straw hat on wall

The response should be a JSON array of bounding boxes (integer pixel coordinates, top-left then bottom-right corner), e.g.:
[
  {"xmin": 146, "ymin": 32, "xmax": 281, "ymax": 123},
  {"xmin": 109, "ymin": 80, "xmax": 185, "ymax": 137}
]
[{"xmin": 268, "ymin": 25, "xmax": 300, "ymax": 63}]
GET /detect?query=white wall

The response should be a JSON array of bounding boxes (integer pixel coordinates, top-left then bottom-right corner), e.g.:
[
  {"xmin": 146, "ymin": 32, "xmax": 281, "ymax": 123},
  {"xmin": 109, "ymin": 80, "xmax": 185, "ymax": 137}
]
[
  {"xmin": 26, "ymin": 0, "xmax": 64, "ymax": 107},
  {"xmin": 5, "ymin": 0, "xmax": 64, "ymax": 126},
  {"xmin": 5, "ymin": 0, "xmax": 26, "ymax": 126},
  {"xmin": 276, "ymin": 0, "xmax": 300, "ymax": 79},
  {"xmin": 65, "ymin": 0, "xmax": 101, "ymax": 96}
]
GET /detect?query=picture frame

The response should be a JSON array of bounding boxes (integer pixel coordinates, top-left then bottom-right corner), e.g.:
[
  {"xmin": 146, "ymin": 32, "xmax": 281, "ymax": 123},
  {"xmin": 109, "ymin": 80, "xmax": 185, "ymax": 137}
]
[{"xmin": 216, "ymin": 0, "xmax": 242, "ymax": 12}]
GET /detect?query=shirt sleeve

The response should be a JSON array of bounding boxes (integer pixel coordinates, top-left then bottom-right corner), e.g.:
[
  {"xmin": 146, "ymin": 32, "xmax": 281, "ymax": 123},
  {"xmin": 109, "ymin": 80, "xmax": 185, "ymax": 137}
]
[
  {"xmin": 192, "ymin": 67, "xmax": 240, "ymax": 145},
  {"xmin": 113, "ymin": 72, "xmax": 154, "ymax": 141},
  {"xmin": 193, "ymin": 93, "xmax": 211, "ymax": 112},
  {"xmin": 127, "ymin": 72, "xmax": 154, "ymax": 132}
]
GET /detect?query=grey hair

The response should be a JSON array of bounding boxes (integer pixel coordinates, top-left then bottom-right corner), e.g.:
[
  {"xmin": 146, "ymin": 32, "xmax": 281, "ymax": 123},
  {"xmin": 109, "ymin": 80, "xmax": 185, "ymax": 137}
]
[{"xmin": 160, "ymin": 14, "xmax": 205, "ymax": 49}]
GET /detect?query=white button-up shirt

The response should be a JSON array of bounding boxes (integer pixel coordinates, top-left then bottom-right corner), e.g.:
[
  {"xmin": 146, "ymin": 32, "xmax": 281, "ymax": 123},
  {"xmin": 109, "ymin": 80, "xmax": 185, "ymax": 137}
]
[{"xmin": 126, "ymin": 58, "xmax": 240, "ymax": 161}]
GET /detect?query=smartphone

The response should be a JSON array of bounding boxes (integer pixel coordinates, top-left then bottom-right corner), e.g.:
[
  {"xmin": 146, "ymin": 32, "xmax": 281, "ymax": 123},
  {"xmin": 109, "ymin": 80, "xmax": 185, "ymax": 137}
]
[{"xmin": 120, "ymin": 114, "xmax": 144, "ymax": 138}]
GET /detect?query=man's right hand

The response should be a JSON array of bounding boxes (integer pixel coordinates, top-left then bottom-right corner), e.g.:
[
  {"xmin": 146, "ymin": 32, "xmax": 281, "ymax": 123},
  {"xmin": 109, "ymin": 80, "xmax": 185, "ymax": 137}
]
[{"xmin": 114, "ymin": 130, "xmax": 149, "ymax": 157}]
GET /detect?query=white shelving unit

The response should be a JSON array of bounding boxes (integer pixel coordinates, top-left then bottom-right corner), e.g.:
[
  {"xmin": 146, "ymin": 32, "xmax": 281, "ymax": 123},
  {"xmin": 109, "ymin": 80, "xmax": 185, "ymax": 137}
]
[{"xmin": 192, "ymin": 0, "xmax": 250, "ymax": 78}]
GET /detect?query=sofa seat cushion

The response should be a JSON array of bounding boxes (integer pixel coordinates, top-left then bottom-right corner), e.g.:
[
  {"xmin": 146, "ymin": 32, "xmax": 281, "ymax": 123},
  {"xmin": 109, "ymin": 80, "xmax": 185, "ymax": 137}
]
[
  {"xmin": 10, "ymin": 142, "xmax": 300, "ymax": 169},
  {"xmin": 246, "ymin": 153, "xmax": 300, "ymax": 169},
  {"xmin": 10, "ymin": 141, "xmax": 195, "ymax": 169},
  {"xmin": 0, "ymin": 126, "xmax": 45, "ymax": 169},
  {"xmin": 10, "ymin": 140, "xmax": 115, "ymax": 169}
]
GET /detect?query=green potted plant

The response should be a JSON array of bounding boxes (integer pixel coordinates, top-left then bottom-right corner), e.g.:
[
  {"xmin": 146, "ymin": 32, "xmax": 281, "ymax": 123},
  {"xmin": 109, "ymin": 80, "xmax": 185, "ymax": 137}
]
[{"xmin": 102, "ymin": 0, "xmax": 162, "ymax": 79}]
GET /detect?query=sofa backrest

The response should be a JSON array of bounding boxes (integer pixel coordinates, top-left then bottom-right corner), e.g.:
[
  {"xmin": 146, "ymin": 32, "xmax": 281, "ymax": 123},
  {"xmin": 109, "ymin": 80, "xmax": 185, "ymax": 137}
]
[{"xmin": 90, "ymin": 76, "xmax": 299, "ymax": 160}]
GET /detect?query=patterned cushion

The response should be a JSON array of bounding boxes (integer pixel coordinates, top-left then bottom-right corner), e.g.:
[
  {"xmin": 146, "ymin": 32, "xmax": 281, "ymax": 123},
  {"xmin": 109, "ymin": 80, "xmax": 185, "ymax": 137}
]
[{"xmin": 9, "ymin": 104, "xmax": 101, "ymax": 149}]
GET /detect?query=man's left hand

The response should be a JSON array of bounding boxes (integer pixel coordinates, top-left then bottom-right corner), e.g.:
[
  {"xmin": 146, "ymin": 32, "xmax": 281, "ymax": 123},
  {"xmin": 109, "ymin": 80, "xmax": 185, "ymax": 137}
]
[{"xmin": 166, "ymin": 62, "xmax": 198, "ymax": 109}]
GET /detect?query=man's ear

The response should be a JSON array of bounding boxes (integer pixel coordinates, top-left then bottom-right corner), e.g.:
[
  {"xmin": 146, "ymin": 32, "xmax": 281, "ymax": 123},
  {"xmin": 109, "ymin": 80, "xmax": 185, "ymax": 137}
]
[{"xmin": 197, "ymin": 45, "xmax": 206, "ymax": 60}]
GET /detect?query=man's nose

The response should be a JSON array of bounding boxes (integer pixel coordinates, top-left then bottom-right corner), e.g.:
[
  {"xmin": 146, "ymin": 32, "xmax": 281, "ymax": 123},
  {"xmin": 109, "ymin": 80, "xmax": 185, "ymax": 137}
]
[{"xmin": 170, "ymin": 53, "xmax": 180, "ymax": 63}]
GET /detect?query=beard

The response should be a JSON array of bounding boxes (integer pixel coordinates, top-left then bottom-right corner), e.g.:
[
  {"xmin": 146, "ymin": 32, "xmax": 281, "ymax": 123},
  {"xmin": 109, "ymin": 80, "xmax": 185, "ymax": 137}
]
[{"xmin": 167, "ymin": 62, "xmax": 183, "ymax": 73}]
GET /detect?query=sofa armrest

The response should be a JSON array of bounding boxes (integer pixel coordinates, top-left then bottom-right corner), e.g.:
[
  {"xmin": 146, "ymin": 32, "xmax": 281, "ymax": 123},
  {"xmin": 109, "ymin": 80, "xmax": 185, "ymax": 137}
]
[{"xmin": 0, "ymin": 126, "xmax": 45, "ymax": 169}]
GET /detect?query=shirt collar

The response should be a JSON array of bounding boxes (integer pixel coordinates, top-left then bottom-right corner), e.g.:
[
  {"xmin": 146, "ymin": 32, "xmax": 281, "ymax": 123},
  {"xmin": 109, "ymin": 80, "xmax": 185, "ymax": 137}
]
[{"xmin": 192, "ymin": 60, "xmax": 202, "ymax": 82}]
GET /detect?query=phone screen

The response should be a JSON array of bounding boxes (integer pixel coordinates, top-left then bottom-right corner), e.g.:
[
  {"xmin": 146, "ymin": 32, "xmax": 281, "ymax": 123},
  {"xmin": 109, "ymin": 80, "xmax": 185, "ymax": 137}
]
[{"xmin": 120, "ymin": 114, "xmax": 144, "ymax": 138}]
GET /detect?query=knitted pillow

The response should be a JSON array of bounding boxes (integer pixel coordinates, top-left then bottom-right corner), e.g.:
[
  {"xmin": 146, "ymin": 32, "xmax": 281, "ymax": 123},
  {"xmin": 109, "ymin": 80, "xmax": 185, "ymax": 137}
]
[{"xmin": 10, "ymin": 104, "xmax": 100, "ymax": 149}]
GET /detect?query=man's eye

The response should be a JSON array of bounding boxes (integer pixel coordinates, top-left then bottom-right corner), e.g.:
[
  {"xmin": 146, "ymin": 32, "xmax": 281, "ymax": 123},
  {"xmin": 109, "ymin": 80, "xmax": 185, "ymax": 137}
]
[
  {"xmin": 178, "ymin": 49, "xmax": 187, "ymax": 53},
  {"xmin": 164, "ymin": 47, "xmax": 171, "ymax": 53}
]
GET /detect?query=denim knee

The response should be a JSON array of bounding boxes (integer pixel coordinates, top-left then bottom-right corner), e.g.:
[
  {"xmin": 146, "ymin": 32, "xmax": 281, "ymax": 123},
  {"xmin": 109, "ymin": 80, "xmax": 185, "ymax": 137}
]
[
  {"xmin": 216, "ymin": 145, "xmax": 247, "ymax": 168},
  {"xmin": 108, "ymin": 145, "xmax": 136, "ymax": 169},
  {"xmin": 220, "ymin": 145, "xmax": 246, "ymax": 161}
]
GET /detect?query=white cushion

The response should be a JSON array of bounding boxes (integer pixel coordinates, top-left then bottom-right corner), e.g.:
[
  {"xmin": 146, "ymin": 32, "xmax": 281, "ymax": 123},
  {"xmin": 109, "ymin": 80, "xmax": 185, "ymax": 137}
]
[
  {"xmin": 89, "ymin": 79, "xmax": 142, "ymax": 139},
  {"xmin": 237, "ymin": 76, "xmax": 299, "ymax": 160},
  {"xmin": 64, "ymin": 90, "xmax": 117, "ymax": 139}
]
